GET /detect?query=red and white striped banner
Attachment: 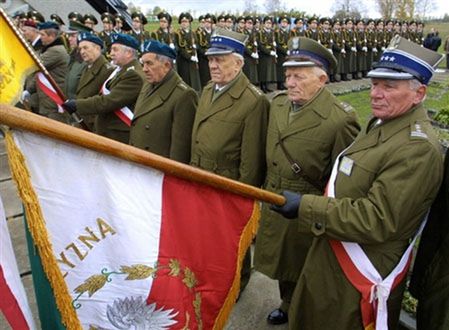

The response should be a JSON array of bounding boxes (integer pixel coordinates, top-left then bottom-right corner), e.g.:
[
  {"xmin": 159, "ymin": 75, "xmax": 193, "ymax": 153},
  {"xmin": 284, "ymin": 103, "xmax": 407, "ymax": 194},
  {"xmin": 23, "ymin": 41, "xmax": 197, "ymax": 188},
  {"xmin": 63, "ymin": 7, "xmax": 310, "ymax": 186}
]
[{"xmin": 36, "ymin": 72, "xmax": 64, "ymax": 113}]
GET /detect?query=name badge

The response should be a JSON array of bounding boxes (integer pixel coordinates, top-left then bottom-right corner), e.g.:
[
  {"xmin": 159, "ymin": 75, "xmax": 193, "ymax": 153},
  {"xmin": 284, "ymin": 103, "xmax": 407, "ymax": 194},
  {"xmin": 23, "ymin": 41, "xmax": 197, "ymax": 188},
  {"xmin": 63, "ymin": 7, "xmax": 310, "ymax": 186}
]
[{"xmin": 339, "ymin": 156, "xmax": 354, "ymax": 176}]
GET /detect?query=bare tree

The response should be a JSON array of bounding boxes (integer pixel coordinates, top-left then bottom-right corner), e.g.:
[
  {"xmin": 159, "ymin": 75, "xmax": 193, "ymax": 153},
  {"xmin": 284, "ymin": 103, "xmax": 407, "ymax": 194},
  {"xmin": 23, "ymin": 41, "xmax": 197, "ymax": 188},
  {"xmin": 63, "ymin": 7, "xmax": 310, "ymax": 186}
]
[
  {"xmin": 395, "ymin": 0, "xmax": 415, "ymax": 19},
  {"xmin": 331, "ymin": 0, "xmax": 366, "ymax": 19},
  {"xmin": 415, "ymin": 0, "xmax": 437, "ymax": 19},
  {"xmin": 244, "ymin": 0, "xmax": 259, "ymax": 14},
  {"xmin": 264, "ymin": 0, "xmax": 286, "ymax": 15},
  {"xmin": 375, "ymin": 0, "xmax": 397, "ymax": 18}
]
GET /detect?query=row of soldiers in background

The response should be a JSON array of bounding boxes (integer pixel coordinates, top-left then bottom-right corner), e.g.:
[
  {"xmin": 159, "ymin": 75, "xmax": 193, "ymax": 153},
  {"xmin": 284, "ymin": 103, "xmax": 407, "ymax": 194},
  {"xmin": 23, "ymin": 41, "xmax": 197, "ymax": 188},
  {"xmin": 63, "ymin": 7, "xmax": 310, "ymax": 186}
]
[{"xmin": 13, "ymin": 9, "xmax": 431, "ymax": 93}]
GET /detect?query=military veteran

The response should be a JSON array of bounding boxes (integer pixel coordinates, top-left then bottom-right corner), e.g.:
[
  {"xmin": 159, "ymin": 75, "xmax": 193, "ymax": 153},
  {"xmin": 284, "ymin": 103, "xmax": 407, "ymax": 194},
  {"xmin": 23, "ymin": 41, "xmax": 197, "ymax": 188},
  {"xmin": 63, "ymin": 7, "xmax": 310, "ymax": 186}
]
[
  {"xmin": 63, "ymin": 34, "xmax": 144, "ymax": 143},
  {"xmin": 271, "ymin": 35, "xmax": 444, "ymax": 329},
  {"xmin": 190, "ymin": 28, "xmax": 269, "ymax": 292},
  {"xmin": 129, "ymin": 40, "xmax": 197, "ymax": 164},
  {"xmin": 254, "ymin": 37, "xmax": 360, "ymax": 325}
]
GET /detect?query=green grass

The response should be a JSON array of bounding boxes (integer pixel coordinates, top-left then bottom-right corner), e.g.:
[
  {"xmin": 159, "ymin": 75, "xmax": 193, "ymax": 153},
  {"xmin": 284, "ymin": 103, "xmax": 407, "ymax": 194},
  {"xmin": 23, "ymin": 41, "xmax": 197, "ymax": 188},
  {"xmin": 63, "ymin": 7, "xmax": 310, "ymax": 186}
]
[{"xmin": 337, "ymin": 91, "xmax": 372, "ymax": 127}]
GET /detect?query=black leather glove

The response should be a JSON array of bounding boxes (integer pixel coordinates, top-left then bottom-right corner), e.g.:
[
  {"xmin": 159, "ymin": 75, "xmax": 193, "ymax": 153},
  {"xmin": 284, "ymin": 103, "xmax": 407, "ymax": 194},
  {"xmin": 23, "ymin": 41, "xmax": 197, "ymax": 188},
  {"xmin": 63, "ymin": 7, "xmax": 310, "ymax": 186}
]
[
  {"xmin": 270, "ymin": 190, "xmax": 302, "ymax": 219},
  {"xmin": 62, "ymin": 99, "xmax": 77, "ymax": 114}
]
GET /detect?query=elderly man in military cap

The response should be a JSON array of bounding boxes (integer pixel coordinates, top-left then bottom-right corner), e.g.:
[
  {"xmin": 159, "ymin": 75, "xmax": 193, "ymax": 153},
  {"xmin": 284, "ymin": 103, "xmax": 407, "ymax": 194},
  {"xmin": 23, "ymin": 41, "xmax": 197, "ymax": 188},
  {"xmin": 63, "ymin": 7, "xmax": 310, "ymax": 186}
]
[
  {"xmin": 151, "ymin": 12, "xmax": 175, "ymax": 48},
  {"xmin": 129, "ymin": 40, "xmax": 197, "ymax": 163},
  {"xmin": 271, "ymin": 35, "xmax": 444, "ymax": 330},
  {"xmin": 64, "ymin": 21, "xmax": 93, "ymax": 100},
  {"xmin": 190, "ymin": 28, "xmax": 269, "ymax": 293},
  {"xmin": 21, "ymin": 19, "xmax": 43, "ymax": 51},
  {"xmin": 22, "ymin": 21, "xmax": 69, "ymax": 122},
  {"xmin": 175, "ymin": 12, "xmax": 201, "ymax": 92},
  {"xmin": 254, "ymin": 37, "xmax": 360, "ymax": 325},
  {"xmin": 63, "ymin": 33, "xmax": 144, "ymax": 143}
]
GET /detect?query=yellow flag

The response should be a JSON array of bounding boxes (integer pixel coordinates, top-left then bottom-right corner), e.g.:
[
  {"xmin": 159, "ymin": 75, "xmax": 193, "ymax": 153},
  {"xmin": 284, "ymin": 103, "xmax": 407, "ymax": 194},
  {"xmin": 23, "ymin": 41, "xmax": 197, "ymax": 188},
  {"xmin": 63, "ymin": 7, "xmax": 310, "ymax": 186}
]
[{"xmin": 0, "ymin": 12, "xmax": 38, "ymax": 105}]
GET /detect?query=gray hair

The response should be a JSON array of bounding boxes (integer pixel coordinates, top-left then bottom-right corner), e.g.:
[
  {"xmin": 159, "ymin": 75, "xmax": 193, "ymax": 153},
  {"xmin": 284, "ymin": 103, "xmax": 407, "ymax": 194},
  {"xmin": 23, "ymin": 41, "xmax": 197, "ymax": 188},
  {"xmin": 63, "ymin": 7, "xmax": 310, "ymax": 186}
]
[
  {"xmin": 43, "ymin": 28, "xmax": 60, "ymax": 38},
  {"xmin": 119, "ymin": 44, "xmax": 138, "ymax": 58},
  {"xmin": 155, "ymin": 54, "xmax": 174, "ymax": 68},
  {"xmin": 409, "ymin": 78, "xmax": 423, "ymax": 91}
]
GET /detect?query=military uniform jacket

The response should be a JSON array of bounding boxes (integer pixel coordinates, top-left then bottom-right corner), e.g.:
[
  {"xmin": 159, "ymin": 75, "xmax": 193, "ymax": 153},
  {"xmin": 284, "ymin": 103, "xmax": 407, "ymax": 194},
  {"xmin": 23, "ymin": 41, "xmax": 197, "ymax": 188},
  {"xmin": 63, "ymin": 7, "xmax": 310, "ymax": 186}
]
[
  {"xmin": 76, "ymin": 59, "xmax": 144, "ymax": 143},
  {"xmin": 289, "ymin": 105, "xmax": 443, "ymax": 329},
  {"xmin": 254, "ymin": 88, "xmax": 360, "ymax": 281},
  {"xmin": 190, "ymin": 73, "xmax": 269, "ymax": 186},
  {"xmin": 129, "ymin": 71, "xmax": 198, "ymax": 164},
  {"xmin": 150, "ymin": 28, "xmax": 175, "ymax": 45},
  {"xmin": 64, "ymin": 49, "xmax": 86, "ymax": 99},
  {"xmin": 98, "ymin": 31, "xmax": 112, "ymax": 53}
]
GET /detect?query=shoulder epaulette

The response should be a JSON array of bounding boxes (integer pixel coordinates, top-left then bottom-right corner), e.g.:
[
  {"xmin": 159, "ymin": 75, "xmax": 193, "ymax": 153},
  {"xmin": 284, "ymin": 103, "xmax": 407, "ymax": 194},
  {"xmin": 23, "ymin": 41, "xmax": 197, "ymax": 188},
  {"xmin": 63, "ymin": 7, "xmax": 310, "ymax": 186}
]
[
  {"xmin": 126, "ymin": 66, "xmax": 135, "ymax": 71},
  {"xmin": 410, "ymin": 122, "xmax": 429, "ymax": 140},
  {"xmin": 248, "ymin": 84, "xmax": 263, "ymax": 96},
  {"xmin": 337, "ymin": 101, "xmax": 355, "ymax": 113}
]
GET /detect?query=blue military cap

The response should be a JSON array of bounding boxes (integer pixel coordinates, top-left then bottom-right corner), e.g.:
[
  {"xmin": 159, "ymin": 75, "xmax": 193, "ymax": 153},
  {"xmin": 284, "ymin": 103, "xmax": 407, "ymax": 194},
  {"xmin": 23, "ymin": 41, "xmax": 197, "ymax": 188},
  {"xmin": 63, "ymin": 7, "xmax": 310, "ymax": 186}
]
[
  {"xmin": 368, "ymin": 35, "xmax": 444, "ymax": 85},
  {"xmin": 37, "ymin": 21, "xmax": 60, "ymax": 30},
  {"xmin": 141, "ymin": 40, "xmax": 176, "ymax": 59},
  {"xmin": 77, "ymin": 32, "xmax": 104, "ymax": 48},
  {"xmin": 206, "ymin": 28, "xmax": 248, "ymax": 56},
  {"xmin": 110, "ymin": 33, "xmax": 139, "ymax": 50}
]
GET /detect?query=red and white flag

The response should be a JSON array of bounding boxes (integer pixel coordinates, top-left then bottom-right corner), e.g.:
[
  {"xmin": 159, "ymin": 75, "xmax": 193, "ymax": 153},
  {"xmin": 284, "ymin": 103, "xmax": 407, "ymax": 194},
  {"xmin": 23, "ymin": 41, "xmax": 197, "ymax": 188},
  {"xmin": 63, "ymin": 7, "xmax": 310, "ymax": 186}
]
[
  {"xmin": 8, "ymin": 130, "xmax": 258, "ymax": 329},
  {"xmin": 36, "ymin": 72, "xmax": 65, "ymax": 113},
  {"xmin": 0, "ymin": 196, "xmax": 36, "ymax": 329}
]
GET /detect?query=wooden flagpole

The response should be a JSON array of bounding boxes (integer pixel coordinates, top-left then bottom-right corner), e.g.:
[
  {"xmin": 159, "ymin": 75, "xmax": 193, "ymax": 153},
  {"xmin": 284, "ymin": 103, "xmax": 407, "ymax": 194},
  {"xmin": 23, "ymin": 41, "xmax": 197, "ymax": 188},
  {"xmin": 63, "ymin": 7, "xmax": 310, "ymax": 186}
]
[
  {"xmin": 0, "ymin": 8, "xmax": 91, "ymax": 131},
  {"xmin": 0, "ymin": 104, "xmax": 285, "ymax": 205}
]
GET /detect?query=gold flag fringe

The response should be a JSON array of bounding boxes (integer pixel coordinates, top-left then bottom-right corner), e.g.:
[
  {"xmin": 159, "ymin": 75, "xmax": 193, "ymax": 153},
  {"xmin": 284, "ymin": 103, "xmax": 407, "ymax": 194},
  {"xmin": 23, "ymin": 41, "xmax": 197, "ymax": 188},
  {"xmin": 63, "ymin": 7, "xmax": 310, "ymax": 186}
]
[
  {"xmin": 5, "ymin": 131, "xmax": 83, "ymax": 329},
  {"xmin": 213, "ymin": 201, "xmax": 260, "ymax": 330}
]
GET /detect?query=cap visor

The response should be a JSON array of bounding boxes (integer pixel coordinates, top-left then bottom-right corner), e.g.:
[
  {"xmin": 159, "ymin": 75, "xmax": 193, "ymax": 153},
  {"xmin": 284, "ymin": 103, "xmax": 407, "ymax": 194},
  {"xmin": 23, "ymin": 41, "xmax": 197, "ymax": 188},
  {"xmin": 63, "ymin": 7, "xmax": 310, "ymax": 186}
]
[
  {"xmin": 283, "ymin": 60, "xmax": 318, "ymax": 67},
  {"xmin": 205, "ymin": 48, "xmax": 233, "ymax": 56},
  {"xmin": 367, "ymin": 68, "xmax": 414, "ymax": 80}
]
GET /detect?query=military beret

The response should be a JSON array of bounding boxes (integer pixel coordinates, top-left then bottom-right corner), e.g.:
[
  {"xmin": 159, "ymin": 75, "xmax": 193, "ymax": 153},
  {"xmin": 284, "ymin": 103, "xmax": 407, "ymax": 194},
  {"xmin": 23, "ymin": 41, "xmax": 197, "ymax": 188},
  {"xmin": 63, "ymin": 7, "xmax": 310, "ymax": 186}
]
[
  {"xmin": 368, "ymin": 35, "xmax": 444, "ymax": 85},
  {"xmin": 141, "ymin": 39, "xmax": 177, "ymax": 59},
  {"xmin": 206, "ymin": 27, "xmax": 248, "ymax": 56},
  {"xmin": 178, "ymin": 12, "xmax": 193, "ymax": 23},
  {"xmin": 157, "ymin": 12, "xmax": 172, "ymax": 24},
  {"xmin": 65, "ymin": 20, "xmax": 93, "ymax": 34},
  {"xmin": 101, "ymin": 13, "xmax": 116, "ymax": 25},
  {"xmin": 284, "ymin": 37, "xmax": 337, "ymax": 73},
  {"xmin": 110, "ymin": 33, "xmax": 139, "ymax": 50},
  {"xmin": 131, "ymin": 12, "xmax": 147, "ymax": 25},
  {"xmin": 37, "ymin": 21, "xmax": 60, "ymax": 30},
  {"xmin": 27, "ymin": 11, "xmax": 45, "ymax": 23},
  {"xmin": 68, "ymin": 12, "xmax": 84, "ymax": 24},
  {"xmin": 84, "ymin": 14, "xmax": 98, "ymax": 25},
  {"xmin": 77, "ymin": 32, "xmax": 103, "ymax": 48},
  {"xmin": 50, "ymin": 14, "xmax": 65, "ymax": 25},
  {"xmin": 23, "ymin": 19, "xmax": 37, "ymax": 29}
]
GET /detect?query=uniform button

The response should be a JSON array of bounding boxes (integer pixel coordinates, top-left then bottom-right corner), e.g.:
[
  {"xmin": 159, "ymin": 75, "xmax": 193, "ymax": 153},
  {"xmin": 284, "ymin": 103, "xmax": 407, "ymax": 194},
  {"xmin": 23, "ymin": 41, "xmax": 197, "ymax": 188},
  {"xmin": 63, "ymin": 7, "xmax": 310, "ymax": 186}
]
[
  {"xmin": 272, "ymin": 161, "xmax": 278, "ymax": 166},
  {"xmin": 314, "ymin": 223, "xmax": 323, "ymax": 230},
  {"xmin": 195, "ymin": 140, "xmax": 199, "ymax": 144},
  {"xmin": 145, "ymin": 125, "xmax": 150, "ymax": 130}
]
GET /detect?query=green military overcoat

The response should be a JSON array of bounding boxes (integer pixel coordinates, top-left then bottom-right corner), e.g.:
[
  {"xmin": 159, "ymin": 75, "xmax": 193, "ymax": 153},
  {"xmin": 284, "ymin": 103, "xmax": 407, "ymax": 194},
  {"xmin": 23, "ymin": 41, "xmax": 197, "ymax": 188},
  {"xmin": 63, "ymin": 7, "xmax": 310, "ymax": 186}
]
[
  {"xmin": 75, "ymin": 55, "xmax": 114, "ymax": 130},
  {"xmin": 254, "ymin": 88, "xmax": 360, "ymax": 282},
  {"xmin": 190, "ymin": 72, "xmax": 269, "ymax": 186},
  {"xmin": 76, "ymin": 59, "xmax": 144, "ymax": 143},
  {"xmin": 289, "ymin": 105, "xmax": 443, "ymax": 329},
  {"xmin": 129, "ymin": 71, "xmax": 198, "ymax": 164},
  {"xmin": 64, "ymin": 49, "xmax": 86, "ymax": 99}
]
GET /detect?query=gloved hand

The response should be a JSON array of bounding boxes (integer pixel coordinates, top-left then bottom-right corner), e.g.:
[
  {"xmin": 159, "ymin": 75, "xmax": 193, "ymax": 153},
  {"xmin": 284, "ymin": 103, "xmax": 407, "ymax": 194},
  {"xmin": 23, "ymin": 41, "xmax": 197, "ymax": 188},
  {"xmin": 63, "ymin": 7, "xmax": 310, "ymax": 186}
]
[
  {"xmin": 251, "ymin": 52, "xmax": 259, "ymax": 59},
  {"xmin": 373, "ymin": 48, "xmax": 378, "ymax": 53},
  {"xmin": 270, "ymin": 50, "xmax": 276, "ymax": 56},
  {"xmin": 341, "ymin": 49, "xmax": 346, "ymax": 54},
  {"xmin": 273, "ymin": 41, "xmax": 277, "ymax": 47},
  {"xmin": 270, "ymin": 190, "xmax": 302, "ymax": 219},
  {"xmin": 362, "ymin": 46, "xmax": 368, "ymax": 52},
  {"xmin": 20, "ymin": 90, "xmax": 30, "ymax": 103},
  {"xmin": 191, "ymin": 55, "xmax": 198, "ymax": 63},
  {"xmin": 62, "ymin": 99, "xmax": 77, "ymax": 114},
  {"xmin": 253, "ymin": 41, "xmax": 258, "ymax": 46},
  {"xmin": 169, "ymin": 43, "xmax": 175, "ymax": 49},
  {"xmin": 351, "ymin": 46, "xmax": 357, "ymax": 52}
]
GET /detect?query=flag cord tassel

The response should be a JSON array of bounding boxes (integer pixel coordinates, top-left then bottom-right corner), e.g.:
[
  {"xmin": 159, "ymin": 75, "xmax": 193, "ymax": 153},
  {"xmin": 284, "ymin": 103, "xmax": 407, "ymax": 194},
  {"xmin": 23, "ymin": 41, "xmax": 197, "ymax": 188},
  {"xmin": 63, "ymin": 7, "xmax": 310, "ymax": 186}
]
[
  {"xmin": 213, "ymin": 201, "xmax": 260, "ymax": 329},
  {"xmin": 5, "ymin": 131, "xmax": 83, "ymax": 329}
]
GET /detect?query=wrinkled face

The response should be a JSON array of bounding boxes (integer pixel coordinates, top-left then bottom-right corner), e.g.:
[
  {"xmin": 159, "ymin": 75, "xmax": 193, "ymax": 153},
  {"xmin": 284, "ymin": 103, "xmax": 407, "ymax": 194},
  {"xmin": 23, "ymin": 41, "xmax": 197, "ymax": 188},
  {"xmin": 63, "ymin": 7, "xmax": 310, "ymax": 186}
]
[
  {"xmin": 370, "ymin": 79, "xmax": 425, "ymax": 120},
  {"xmin": 39, "ymin": 30, "xmax": 56, "ymax": 45},
  {"xmin": 285, "ymin": 66, "xmax": 326, "ymax": 104},
  {"xmin": 208, "ymin": 54, "xmax": 241, "ymax": 85},
  {"xmin": 78, "ymin": 40, "xmax": 101, "ymax": 64},
  {"xmin": 140, "ymin": 52, "xmax": 170, "ymax": 84},
  {"xmin": 21, "ymin": 26, "xmax": 37, "ymax": 42},
  {"xmin": 110, "ymin": 43, "xmax": 130, "ymax": 66}
]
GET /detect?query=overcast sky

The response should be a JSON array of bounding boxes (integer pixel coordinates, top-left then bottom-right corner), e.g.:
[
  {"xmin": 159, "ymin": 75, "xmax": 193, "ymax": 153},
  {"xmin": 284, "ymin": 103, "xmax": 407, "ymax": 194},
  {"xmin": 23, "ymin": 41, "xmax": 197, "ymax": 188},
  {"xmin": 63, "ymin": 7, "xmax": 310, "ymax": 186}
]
[{"xmin": 133, "ymin": 0, "xmax": 449, "ymax": 19}]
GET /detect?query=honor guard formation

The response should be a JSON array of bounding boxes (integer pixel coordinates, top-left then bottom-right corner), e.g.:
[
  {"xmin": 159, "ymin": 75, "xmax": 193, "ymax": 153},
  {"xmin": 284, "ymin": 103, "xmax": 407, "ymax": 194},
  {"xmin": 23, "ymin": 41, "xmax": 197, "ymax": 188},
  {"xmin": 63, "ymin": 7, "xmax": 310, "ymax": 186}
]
[{"xmin": 7, "ymin": 7, "xmax": 449, "ymax": 330}]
